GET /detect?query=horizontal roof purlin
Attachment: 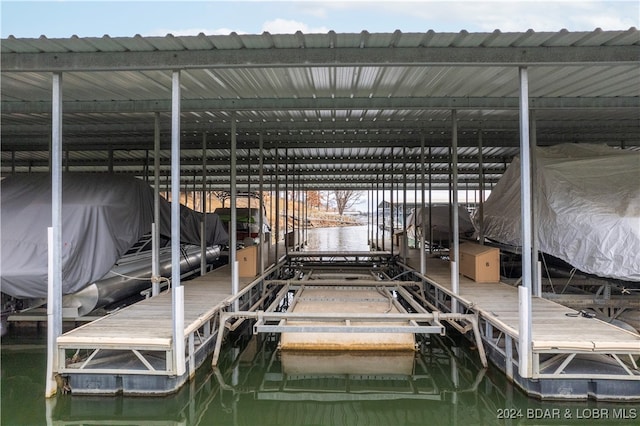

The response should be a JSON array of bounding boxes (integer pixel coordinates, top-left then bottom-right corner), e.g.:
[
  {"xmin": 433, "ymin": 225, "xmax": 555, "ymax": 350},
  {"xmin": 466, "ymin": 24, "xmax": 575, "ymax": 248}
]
[{"xmin": 1, "ymin": 30, "xmax": 639, "ymax": 189}]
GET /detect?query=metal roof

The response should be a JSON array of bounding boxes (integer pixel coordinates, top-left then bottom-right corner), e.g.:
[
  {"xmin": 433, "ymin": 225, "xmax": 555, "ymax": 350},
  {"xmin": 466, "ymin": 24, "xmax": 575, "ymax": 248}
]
[{"xmin": 2, "ymin": 30, "xmax": 639, "ymax": 190}]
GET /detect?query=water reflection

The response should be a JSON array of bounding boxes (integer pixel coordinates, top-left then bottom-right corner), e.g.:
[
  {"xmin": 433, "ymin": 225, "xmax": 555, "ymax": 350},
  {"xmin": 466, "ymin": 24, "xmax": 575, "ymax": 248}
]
[
  {"xmin": 305, "ymin": 225, "xmax": 371, "ymax": 252},
  {"xmin": 4, "ymin": 319, "xmax": 638, "ymax": 425},
  {"xmin": 208, "ymin": 333, "xmax": 491, "ymax": 426},
  {"xmin": 43, "ymin": 331, "xmax": 491, "ymax": 426}
]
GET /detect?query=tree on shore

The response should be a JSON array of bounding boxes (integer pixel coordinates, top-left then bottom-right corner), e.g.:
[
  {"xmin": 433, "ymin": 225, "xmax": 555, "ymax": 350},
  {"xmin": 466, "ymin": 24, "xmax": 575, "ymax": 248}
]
[
  {"xmin": 333, "ymin": 190, "xmax": 362, "ymax": 215},
  {"xmin": 306, "ymin": 191, "xmax": 324, "ymax": 209}
]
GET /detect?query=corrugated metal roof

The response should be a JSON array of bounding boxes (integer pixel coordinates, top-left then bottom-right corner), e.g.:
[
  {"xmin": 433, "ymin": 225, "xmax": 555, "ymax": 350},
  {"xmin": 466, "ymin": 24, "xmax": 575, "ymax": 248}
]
[
  {"xmin": 1, "ymin": 30, "xmax": 639, "ymax": 190},
  {"xmin": 3, "ymin": 28, "xmax": 638, "ymax": 53}
]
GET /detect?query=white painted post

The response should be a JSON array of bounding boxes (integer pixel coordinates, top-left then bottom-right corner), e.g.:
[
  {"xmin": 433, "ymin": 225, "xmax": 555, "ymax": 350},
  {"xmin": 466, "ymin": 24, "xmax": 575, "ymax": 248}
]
[
  {"xmin": 151, "ymin": 223, "xmax": 160, "ymax": 296},
  {"xmin": 518, "ymin": 286, "xmax": 531, "ymax": 378},
  {"xmin": 174, "ymin": 286, "xmax": 185, "ymax": 376},
  {"xmin": 45, "ymin": 228, "xmax": 57, "ymax": 397},
  {"xmin": 233, "ymin": 261, "xmax": 240, "ymax": 312}
]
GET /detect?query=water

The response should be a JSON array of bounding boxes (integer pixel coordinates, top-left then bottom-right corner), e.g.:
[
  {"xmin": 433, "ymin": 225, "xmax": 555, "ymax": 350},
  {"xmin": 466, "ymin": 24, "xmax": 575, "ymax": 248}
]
[
  {"xmin": 2, "ymin": 226, "xmax": 638, "ymax": 425},
  {"xmin": 305, "ymin": 225, "xmax": 372, "ymax": 251}
]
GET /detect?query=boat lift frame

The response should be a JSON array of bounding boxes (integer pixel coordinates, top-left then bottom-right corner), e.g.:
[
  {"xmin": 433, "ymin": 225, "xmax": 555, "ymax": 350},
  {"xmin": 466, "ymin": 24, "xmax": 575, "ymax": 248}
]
[{"xmin": 211, "ymin": 263, "xmax": 489, "ymax": 368}]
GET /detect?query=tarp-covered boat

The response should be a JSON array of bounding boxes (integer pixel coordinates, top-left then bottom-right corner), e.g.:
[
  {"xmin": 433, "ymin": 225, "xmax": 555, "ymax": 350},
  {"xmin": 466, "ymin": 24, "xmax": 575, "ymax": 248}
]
[
  {"xmin": 405, "ymin": 205, "xmax": 475, "ymax": 248},
  {"xmin": 474, "ymin": 143, "xmax": 640, "ymax": 282},
  {"xmin": 1, "ymin": 173, "xmax": 229, "ymax": 299}
]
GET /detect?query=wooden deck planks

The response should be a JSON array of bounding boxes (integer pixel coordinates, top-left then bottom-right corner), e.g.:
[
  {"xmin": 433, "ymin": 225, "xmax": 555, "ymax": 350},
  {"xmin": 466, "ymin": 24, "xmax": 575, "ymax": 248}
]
[
  {"xmin": 58, "ymin": 263, "xmax": 256, "ymax": 348},
  {"xmin": 404, "ymin": 249, "xmax": 640, "ymax": 354}
]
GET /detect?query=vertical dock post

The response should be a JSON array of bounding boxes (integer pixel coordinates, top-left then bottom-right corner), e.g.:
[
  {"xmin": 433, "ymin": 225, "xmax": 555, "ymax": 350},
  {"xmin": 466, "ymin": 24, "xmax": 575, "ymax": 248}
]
[
  {"xmin": 478, "ymin": 130, "xmax": 485, "ymax": 245},
  {"xmin": 201, "ymin": 132, "xmax": 208, "ymax": 276},
  {"xmin": 152, "ymin": 112, "xmax": 161, "ymax": 296},
  {"xmin": 451, "ymin": 109, "xmax": 460, "ymax": 314},
  {"xmin": 45, "ymin": 72, "xmax": 63, "ymax": 398},
  {"xmin": 518, "ymin": 66, "xmax": 533, "ymax": 378},
  {"xmin": 230, "ymin": 116, "xmax": 239, "ymax": 311},
  {"xmin": 530, "ymin": 113, "xmax": 541, "ymax": 297},
  {"xmin": 420, "ymin": 135, "xmax": 426, "ymax": 275},
  {"xmin": 258, "ymin": 132, "xmax": 265, "ymax": 276},
  {"xmin": 171, "ymin": 70, "xmax": 185, "ymax": 376}
]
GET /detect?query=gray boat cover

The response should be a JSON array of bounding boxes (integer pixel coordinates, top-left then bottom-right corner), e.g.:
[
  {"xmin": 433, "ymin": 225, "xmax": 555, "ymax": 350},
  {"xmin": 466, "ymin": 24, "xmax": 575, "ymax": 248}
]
[
  {"xmin": 405, "ymin": 205, "xmax": 475, "ymax": 244},
  {"xmin": 475, "ymin": 144, "xmax": 640, "ymax": 282},
  {"xmin": 1, "ymin": 173, "xmax": 228, "ymax": 298}
]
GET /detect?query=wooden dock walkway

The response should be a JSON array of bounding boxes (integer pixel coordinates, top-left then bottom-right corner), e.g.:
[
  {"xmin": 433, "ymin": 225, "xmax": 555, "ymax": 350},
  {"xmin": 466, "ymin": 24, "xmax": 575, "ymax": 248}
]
[
  {"xmin": 57, "ymin": 265, "xmax": 255, "ymax": 352},
  {"xmin": 56, "ymin": 242, "xmax": 287, "ymax": 395},
  {"xmin": 405, "ymin": 254, "xmax": 640, "ymax": 353},
  {"xmin": 395, "ymin": 246, "xmax": 640, "ymax": 399}
]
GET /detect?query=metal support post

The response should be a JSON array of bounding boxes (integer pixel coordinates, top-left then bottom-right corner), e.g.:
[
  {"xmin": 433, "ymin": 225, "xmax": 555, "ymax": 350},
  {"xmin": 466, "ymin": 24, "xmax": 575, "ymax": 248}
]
[
  {"xmin": 402, "ymin": 145, "xmax": 408, "ymax": 263},
  {"xmin": 171, "ymin": 70, "xmax": 185, "ymax": 376},
  {"xmin": 152, "ymin": 112, "xmax": 161, "ymax": 296},
  {"xmin": 201, "ymin": 132, "xmax": 207, "ymax": 276},
  {"xmin": 478, "ymin": 130, "xmax": 485, "ymax": 245},
  {"xmin": 274, "ymin": 150, "xmax": 280, "ymax": 260},
  {"xmin": 530, "ymin": 113, "xmax": 541, "ymax": 297},
  {"xmin": 45, "ymin": 72, "xmax": 63, "ymax": 398},
  {"xmin": 258, "ymin": 133, "xmax": 265, "ymax": 276},
  {"xmin": 420, "ymin": 135, "xmax": 426, "ymax": 275},
  {"xmin": 451, "ymin": 110, "xmax": 460, "ymax": 314},
  {"xmin": 230, "ymin": 116, "xmax": 239, "ymax": 311},
  {"xmin": 518, "ymin": 66, "xmax": 533, "ymax": 378}
]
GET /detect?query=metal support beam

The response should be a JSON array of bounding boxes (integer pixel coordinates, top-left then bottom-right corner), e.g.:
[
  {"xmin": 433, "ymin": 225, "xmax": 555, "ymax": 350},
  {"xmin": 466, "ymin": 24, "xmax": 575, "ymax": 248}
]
[
  {"xmin": 530, "ymin": 113, "xmax": 541, "ymax": 297},
  {"xmin": 478, "ymin": 130, "xmax": 485, "ymax": 245},
  {"xmin": 230, "ymin": 116, "xmax": 239, "ymax": 311},
  {"xmin": 451, "ymin": 110, "xmax": 460, "ymax": 314},
  {"xmin": 518, "ymin": 66, "xmax": 533, "ymax": 379},
  {"xmin": 274, "ymin": 150, "xmax": 280, "ymax": 261},
  {"xmin": 201, "ymin": 132, "xmax": 207, "ymax": 276},
  {"xmin": 170, "ymin": 70, "xmax": 186, "ymax": 377},
  {"xmin": 420, "ymin": 135, "xmax": 426, "ymax": 275},
  {"xmin": 258, "ymin": 132, "xmax": 265, "ymax": 276},
  {"xmin": 152, "ymin": 112, "xmax": 161, "ymax": 296},
  {"xmin": 45, "ymin": 72, "xmax": 63, "ymax": 398}
]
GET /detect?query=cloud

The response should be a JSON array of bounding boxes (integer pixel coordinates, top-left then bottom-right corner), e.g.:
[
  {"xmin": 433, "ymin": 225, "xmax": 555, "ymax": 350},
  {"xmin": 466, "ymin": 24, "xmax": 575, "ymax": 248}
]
[{"xmin": 262, "ymin": 18, "xmax": 330, "ymax": 34}]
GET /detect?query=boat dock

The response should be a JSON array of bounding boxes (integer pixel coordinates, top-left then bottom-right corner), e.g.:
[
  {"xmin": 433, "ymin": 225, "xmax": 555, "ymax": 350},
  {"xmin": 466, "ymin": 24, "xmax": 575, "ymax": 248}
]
[
  {"xmin": 394, "ymin": 246, "xmax": 640, "ymax": 400},
  {"xmin": 53, "ymin": 238, "xmax": 640, "ymax": 399},
  {"xmin": 55, "ymin": 262, "xmax": 271, "ymax": 394}
]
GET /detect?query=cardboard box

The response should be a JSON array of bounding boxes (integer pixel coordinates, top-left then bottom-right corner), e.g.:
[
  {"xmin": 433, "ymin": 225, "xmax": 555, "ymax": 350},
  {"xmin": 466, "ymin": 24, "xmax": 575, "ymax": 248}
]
[
  {"xmin": 238, "ymin": 245, "xmax": 258, "ymax": 277},
  {"xmin": 458, "ymin": 242, "xmax": 500, "ymax": 282}
]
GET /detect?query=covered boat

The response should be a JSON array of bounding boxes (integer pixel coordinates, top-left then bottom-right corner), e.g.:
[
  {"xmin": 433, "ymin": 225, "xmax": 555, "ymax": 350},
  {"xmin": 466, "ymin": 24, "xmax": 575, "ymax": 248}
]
[
  {"xmin": 1, "ymin": 173, "xmax": 229, "ymax": 300},
  {"xmin": 405, "ymin": 205, "xmax": 475, "ymax": 248},
  {"xmin": 474, "ymin": 143, "xmax": 640, "ymax": 282},
  {"xmin": 213, "ymin": 207, "xmax": 271, "ymax": 246}
]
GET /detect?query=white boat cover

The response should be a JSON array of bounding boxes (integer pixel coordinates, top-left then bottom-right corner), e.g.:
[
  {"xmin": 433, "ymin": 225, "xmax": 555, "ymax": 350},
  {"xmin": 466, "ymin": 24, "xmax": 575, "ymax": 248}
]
[
  {"xmin": 475, "ymin": 144, "xmax": 640, "ymax": 282},
  {"xmin": 1, "ymin": 173, "xmax": 229, "ymax": 298}
]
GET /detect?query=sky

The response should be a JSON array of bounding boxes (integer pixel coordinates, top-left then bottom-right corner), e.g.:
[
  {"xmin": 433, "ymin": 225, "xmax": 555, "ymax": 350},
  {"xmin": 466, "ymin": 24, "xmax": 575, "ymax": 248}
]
[{"xmin": 1, "ymin": 0, "xmax": 638, "ymax": 38}]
